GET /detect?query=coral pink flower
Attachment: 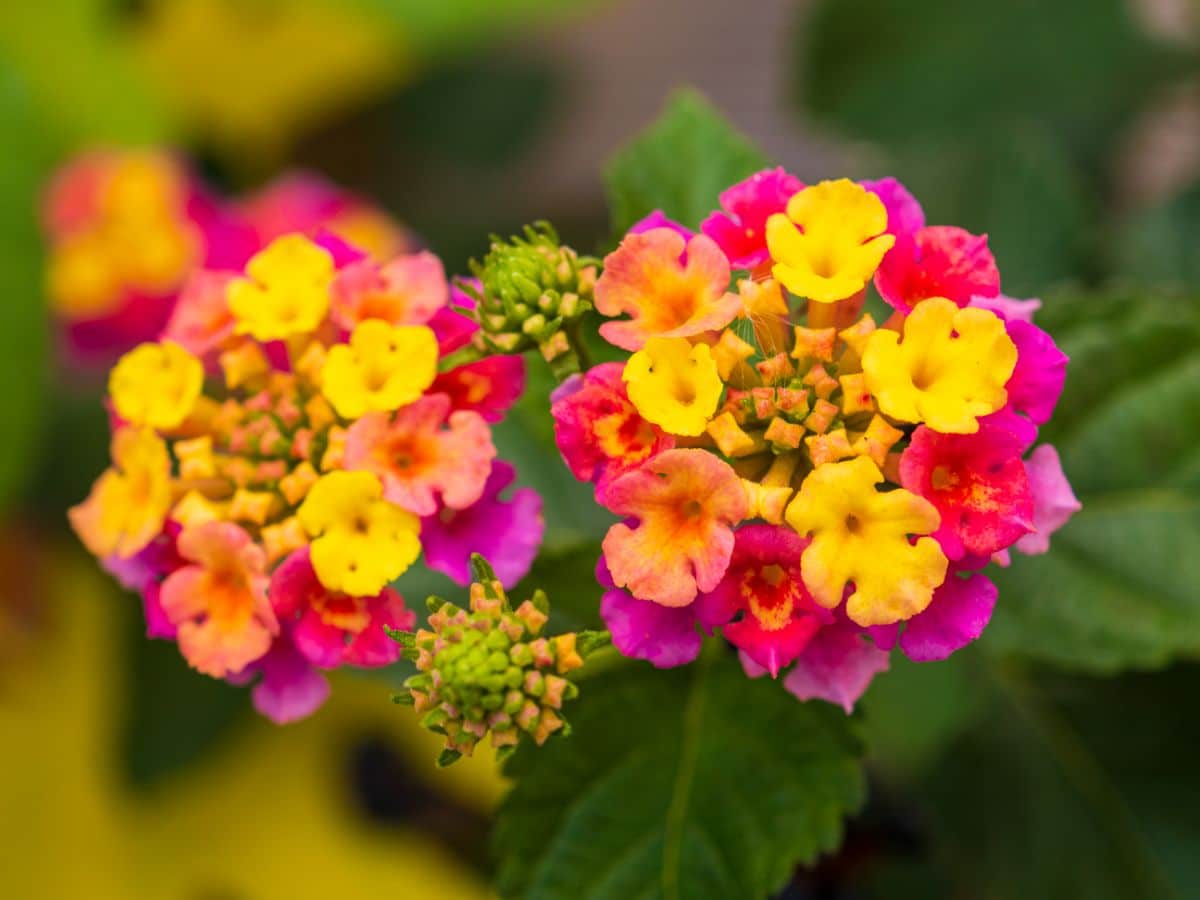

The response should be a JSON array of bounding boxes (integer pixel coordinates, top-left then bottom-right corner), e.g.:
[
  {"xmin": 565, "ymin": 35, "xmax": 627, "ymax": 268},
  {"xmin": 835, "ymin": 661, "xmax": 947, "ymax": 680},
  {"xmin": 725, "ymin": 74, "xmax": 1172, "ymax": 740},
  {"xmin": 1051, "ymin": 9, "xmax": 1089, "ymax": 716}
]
[
  {"xmin": 1015, "ymin": 444, "xmax": 1081, "ymax": 555},
  {"xmin": 598, "ymin": 556, "xmax": 702, "ymax": 669},
  {"xmin": 343, "ymin": 394, "xmax": 496, "ymax": 516},
  {"xmin": 552, "ymin": 362, "xmax": 674, "ymax": 500},
  {"xmin": 701, "ymin": 167, "xmax": 804, "ymax": 269},
  {"xmin": 862, "ymin": 177, "xmax": 925, "ymax": 237},
  {"xmin": 159, "ymin": 521, "xmax": 277, "ymax": 678},
  {"xmin": 602, "ymin": 449, "xmax": 749, "ymax": 607},
  {"xmin": 421, "ymin": 462, "xmax": 544, "ymax": 588},
  {"xmin": 778, "ymin": 622, "xmax": 890, "ymax": 713},
  {"xmin": 161, "ymin": 270, "xmax": 237, "ymax": 359},
  {"xmin": 432, "ymin": 355, "xmax": 526, "ymax": 423},
  {"xmin": 594, "ymin": 229, "xmax": 741, "ymax": 351},
  {"xmin": 874, "ymin": 225, "xmax": 1000, "ymax": 313},
  {"xmin": 329, "ymin": 251, "xmax": 448, "ymax": 331},
  {"xmin": 871, "ymin": 571, "xmax": 998, "ymax": 662},
  {"xmin": 696, "ymin": 525, "xmax": 831, "ymax": 677},
  {"xmin": 900, "ymin": 411, "xmax": 1037, "ymax": 560},
  {"xmin": 269, "ymin": 547, "xmax": 415, "ymax": 669},
  {"xmin": 1004, "ymin": 319, "xmax": 1069, "ymax": 425}
]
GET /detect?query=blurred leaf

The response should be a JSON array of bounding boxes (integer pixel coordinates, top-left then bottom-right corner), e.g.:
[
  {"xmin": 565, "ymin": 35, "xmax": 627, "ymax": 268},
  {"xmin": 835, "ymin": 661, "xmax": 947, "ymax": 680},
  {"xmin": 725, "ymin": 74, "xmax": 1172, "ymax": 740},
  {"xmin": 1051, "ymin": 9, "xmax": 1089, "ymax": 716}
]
[
  {"xmin": 1115, "ymin": 180, "xmax": 1200, "ymax": 286},
  {"xmin": 605, "ymin": 89, "xmax": 768, "ymax": 235},
  {"xmin": 0, "ymin": 64, "xmax": 52, "ymax": 513},
  {"xmin": 987, "ymin": 290, "xmax": 1200, "ymax": 670},
  {"xmin": 494, "ymin": 647, "xmax": 864, "ymax": 899}
]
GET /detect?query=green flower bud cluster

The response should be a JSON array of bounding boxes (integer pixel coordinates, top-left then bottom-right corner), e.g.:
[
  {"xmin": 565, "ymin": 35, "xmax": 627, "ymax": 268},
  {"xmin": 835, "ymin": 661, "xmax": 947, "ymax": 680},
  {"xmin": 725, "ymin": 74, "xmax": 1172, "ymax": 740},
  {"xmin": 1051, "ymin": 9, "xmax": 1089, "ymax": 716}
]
[
  {"xmin": 462, "ymin": 222, "xmax": 598, "ymax": 380},
  {"xmin": 390, "ymin": 555, "xmax": 607, "ymax": 766}
]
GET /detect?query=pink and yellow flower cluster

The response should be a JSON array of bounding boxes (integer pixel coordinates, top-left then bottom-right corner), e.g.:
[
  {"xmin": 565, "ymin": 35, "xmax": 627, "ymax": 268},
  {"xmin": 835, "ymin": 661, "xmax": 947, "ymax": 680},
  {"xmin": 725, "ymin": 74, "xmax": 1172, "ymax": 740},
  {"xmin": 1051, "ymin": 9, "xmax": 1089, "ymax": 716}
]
[
  {"xmin": 42, "ymin": 149, "xmax": 413, "ymax": 369},
  {"xmin": 553, "ymin": 171, "xmax": 1078, "ymax": 711},
  {"xmin": 70, "ymin": 226, "xmax": 543, "ymax": 723}
]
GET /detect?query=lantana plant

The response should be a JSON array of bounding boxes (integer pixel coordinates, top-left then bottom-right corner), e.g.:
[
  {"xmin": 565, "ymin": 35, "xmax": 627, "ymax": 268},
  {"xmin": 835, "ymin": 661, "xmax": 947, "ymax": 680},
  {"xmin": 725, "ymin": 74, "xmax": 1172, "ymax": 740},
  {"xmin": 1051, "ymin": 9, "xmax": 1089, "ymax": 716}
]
[{"xmin": 68, "ymin": 223, "xmax": 543, "ymax": 722}]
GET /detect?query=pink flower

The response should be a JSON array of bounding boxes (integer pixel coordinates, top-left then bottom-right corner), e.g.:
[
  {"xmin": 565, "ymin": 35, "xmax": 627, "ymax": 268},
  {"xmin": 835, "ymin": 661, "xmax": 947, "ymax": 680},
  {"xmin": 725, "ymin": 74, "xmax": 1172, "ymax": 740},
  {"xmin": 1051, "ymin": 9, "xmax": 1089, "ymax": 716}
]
[
  {"xmin": 971, "ymin": 293, "xmax": 1042, "ymax": 323},
  {"xmin": 269, "ymin": 547, "xmax": 415, "ymax": 668},
  {"xmin": 602, "ymin": 449, "xmax": 748, "ymax": 607},
  {"xmin": 158, "ymin": 521, "xmax": 277, "ymax": 678},
  {"xmin": 779, "ymin": 622, "xmax": 890, "ymax": 713},
  {"xmin": 552, "ymin": 362, "xmax": 674, "ymax": 500},
  {"xmin": 1004, "ymin": 319, "xmax": 1069, "ymax": 425},
  {"xmin": 1015, "ymin": 444, "xmax": 1081, "ymax": 555},
  {"xmin": 432, "ymin": 355, "xmax": 526, "ymax": 423},
  {"xmin": 695, "ymin": 525, "xmax": 831, "ymax": 677},
  {"xmin": 630, "ymin": 210, "xmax": 693, "ymax": 241},
  {"xmin": 329, "ymin": 251, "xmax": 448, "ymax": 331},
  {"xmin": 861, "ymin": 177, "xmax": 925, "ymax": 237},
  {"xmin": 594, "ymin": 229, "xmax": 741, "ymax": 351},
  {"xmin": 161, "ymin": 270, "xmax": 237, "ymax": 359},
  {"xmin": 701, "ymin": 167, "xmax": 804, "ymax": 269},
  {"xmin": 420, "ymin": 462, "xmax": 544, "ymax": 588},
  {"xmin": 598, "ymin": 556, "xmax": 702, "ymax": 668},
  {"xmin": 343, "ymin": 394, "xmax": 496, "ymax": 516},
  {"xmin": 900, "ymin": 411, "xmax": 1037, "ymax": 560},
  {"xmin": 872, "ymin": 572, "xmax": 997, "ymax": 662},
  {"xmin": 239, "ymin": 632, "xmax": 331, "ymax": 725},
  {"xmin": 874, "ymin": 225, "xmax": 1000, "ymax": 313}
]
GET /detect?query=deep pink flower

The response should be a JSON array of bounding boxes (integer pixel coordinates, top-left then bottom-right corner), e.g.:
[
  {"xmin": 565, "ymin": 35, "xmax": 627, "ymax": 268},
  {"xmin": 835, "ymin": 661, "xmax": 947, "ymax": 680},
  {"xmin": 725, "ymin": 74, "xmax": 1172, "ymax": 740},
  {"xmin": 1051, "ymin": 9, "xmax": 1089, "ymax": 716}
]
[
  {"xmin": 598, "ymin": 556, "xmax": 702, "ymax": 668},
  {"xmin": 874, "ymin": 225, "xmax": 1000, "ymax": 313},
  {"xmin": 420, "ymin": 462, "xmax": 543, "ymax": 588},
  {"xmin": 552, "ymin": 362, "xmax": 674, "ymax": 500},
  {"xmin": 1004, "ymin": 319, "xmax": 1069, "ymax": 425},
  {"xmin": 269, "ymin": 546, "xmax": 416, "ymax": 669},
  {"xmin": 701, "ymin": 167, "xmax": 803, "ymax": 269},
  {"xmin": 695, "ymin": 525, "xmax": 831, "ymax": 677},
  {"xmin": 779, "ymin": 622, "xmax": 890, "ymax": 713},
  {"xmin": 900, "ymin": 411, "xmax": 1036, "ymax": 560},
  {"xmin": 240, "ymin": 631, "xmax": 332, "ymax": 725},
  {"xmin": 432, "ymin": 355, "xmax": 526, "ymax": 423},
  {"xmin": 861, "ymin": 177, "xmax": 925, "ymax": 237},
  {"xmin": 872, "ymin": 572, "xmax": 997, "ymax": 662},
  {"xmin": 629, "ymin": 210, "xmax": 693, "ymax": 240},
  {"xmin": 1015, "ymin": 444, "xmax": 1081, "ymax": 555}
]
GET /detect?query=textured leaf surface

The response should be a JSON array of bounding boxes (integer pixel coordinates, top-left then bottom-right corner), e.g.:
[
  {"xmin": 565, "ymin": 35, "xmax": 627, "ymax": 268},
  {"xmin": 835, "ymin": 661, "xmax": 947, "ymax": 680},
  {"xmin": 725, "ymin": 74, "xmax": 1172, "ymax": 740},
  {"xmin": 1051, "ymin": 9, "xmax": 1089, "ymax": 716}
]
[
  {"xmin": 987, "ymin": 291, "xmax": 1200, "ymax": 670},
  {"xmin": 494, "ymin": 649, "xmax": 864, "ymax": 900},
  {"xmin": 604, "ymin": 90, "xmax": 768, "ymax": 235}
]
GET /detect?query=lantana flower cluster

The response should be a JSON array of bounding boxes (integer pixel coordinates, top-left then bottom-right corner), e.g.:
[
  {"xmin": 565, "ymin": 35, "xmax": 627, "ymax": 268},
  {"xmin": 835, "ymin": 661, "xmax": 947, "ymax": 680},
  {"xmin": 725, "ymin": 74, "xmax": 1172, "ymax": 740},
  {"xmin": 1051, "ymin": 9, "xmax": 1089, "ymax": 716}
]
[
  {"xmin": 42, "ymin": 149, "xmax": 412, "ymax": 369},
  {"xmin": 69, "ymin": 226, "xmax": 543, "ymax": 723},
  {"xmin": 552, "ymin": 171, "xmax": 1079, "ymax": 711}
]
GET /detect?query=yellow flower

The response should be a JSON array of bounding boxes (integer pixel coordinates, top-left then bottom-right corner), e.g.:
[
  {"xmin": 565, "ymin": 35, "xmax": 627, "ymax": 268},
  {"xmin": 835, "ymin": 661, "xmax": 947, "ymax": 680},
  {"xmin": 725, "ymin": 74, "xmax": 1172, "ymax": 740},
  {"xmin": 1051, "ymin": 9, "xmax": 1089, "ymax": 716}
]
[
  {"xmin": 297, "ymin": 471, "xmax": 421, "ymax": 596},
  {"xmin": 623, "ymin": 337, "xmax": 723, "ymax": 437},
  {"xmin": 320, "ymin": 320, "xmax": 438, "ymax": 419},
  {"xmin": 227, "ymin": 235, "xmax": 334, "ymax": 341},
  {"xmin": 785, "ymin": 456, "xmax": 947, "ymax": 627},
  {"xmin": 862, "ymin": 297, "xmax": 1017, "ymax": 434},
  {"xmin": 765, "ymin": 179, "xmax": 894, "ymax": 303},
  {"xmin": 108, "ymin": 340, "xmax": 203, "ymax": 430},
  {"xmin": 68, "ymin": 428, "xmax": 172, "ymax": 559}
]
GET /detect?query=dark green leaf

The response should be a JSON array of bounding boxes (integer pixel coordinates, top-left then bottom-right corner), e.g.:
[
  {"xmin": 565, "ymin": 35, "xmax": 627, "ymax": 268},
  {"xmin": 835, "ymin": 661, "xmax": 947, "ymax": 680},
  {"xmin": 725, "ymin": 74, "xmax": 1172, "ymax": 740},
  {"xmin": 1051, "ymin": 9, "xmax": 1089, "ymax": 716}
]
[
  {"xmin": 510, "ymin": 542, "xmax": 605, "ymax": 632},
  {"xmin": 604, "ymin": 89, "xmax": 768, "ymax": 235},
  {"xmin": 1115, "ymin": 180, "xmax": 1200, "ymax": 286},
  {"xmin": 494, "ymin": 648, "xmax": 864, "ymax": 899}
]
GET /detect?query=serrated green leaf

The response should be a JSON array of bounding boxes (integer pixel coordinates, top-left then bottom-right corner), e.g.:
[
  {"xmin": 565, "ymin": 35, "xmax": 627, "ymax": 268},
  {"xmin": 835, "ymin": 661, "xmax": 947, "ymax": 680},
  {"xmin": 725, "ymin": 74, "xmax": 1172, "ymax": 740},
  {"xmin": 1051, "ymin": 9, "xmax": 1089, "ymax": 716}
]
[
  {"xmin": 604, "ymin": 90, "xmax": 768, "ymax": 235},
  {"xmin": 986, "ymin": 290, "xmax": 1200, "ymax": 671},
  {"xmin": 494, "ymin": 648, "xmax": 864, "ymax": 900}
]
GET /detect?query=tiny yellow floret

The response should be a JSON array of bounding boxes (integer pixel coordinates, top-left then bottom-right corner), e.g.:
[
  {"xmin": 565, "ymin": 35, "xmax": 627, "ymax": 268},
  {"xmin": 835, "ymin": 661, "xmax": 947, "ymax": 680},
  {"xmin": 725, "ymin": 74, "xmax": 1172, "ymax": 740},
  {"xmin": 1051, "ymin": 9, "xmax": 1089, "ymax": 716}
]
[
  {"xmin": 320, "ymin": 320, "xmax": 438, "ymax": 419},
  {"xmin": 623, "ymin": 337, "xmax": 723, "ymax": 437},
  {"xmin": 109, "ymin": 340, "xmax": 203, "ymax": 429},
  {"xmin": 227, "ymin": 234, "xmax": 334, "ymax": 340}
]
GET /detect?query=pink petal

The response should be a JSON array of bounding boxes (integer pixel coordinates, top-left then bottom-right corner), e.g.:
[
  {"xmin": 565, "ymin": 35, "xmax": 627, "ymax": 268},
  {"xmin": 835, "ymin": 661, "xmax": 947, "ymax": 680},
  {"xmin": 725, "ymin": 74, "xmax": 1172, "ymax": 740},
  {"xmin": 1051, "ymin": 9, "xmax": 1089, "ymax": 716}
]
[
  {"xmin": 251, "ymin": 634, "xmax": 331, "ymax": 725},
  {"xmin": 1015, "ymin": 444, "xmax": 1082, "ymax": 555},
  {"xmin": 861, "ymin": 177, "xmax": 925, "ymax": 237},
  {"xmin": 1005, "ymin": 320, "xmax": 1069, "ymax": 425},
  {"xmin": 783, "ymin": 624, "xmax": 890, "ymax": 713},
  {"xmin": 899, "ymin": 572, "xmax": 997, "ymax": 661},
  {"xmin": 600, "ymin": 586, "xmax": 702, "ymax": 669}
]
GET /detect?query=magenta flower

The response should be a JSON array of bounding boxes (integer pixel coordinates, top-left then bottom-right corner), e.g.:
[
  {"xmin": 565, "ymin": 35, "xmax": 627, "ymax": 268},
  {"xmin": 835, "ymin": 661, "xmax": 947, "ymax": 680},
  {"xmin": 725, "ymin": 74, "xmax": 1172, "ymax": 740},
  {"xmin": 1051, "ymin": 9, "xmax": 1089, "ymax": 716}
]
[
  {"xmin": 420, "ymin": 462, "xmax": 544, "ymax": 588},
  {"xmin": 701, "ymin": 167, "xmax": 804, "ymax": 269},
  {"xmin": 1004, "ymin": 319, "xmax": 1069, "ymax": 425},
  {"xmin": 432, "ymin": 355, "xmax": 526, "ymax": 423},
  {"xmin": 237, "ymin": 631, "xmax": 332, "ymax": 725},
  {"xmin": 598, "ymin": 557, "xmax": 702, "ymax": 668},
  {"xmin": 778, "ymin": 622, "xmax": 890, "ymax": 714},
  {"xmin": 874, "ymin": 225, "xmax": 1000, "ymax": 313},
  {"xmin": 269, "ymin": 546, "xmax": 416, "ymax": 669},
  {"xmin": 1015, "ymin": 444, "xmax": 1082, "ymax": 555},
  {"xmin": 629, "ymin": 210, "xmax": 693, "ymax": 240},
  {"xmin": 971, "ymin": 293, "xmax": 1042, "ymax": 323},
  {"xmin": 871, "ymin": 572, "xmax": 998, "ymax": 662},
  {"xmin": 861, "ymin": 176, "xmax": 925, "ymax": 237}
]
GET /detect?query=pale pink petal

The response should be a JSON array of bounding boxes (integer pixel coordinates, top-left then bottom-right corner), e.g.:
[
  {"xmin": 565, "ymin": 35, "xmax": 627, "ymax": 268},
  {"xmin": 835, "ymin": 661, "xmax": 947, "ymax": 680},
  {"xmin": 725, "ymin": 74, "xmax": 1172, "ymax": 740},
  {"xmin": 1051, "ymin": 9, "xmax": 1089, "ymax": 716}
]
[
  {"xmin": 1015, "ymin": 444, "xmax": 1082, "ymax": 555},
  {"xmin": 783, "ymin": 624, "xmax": 890, "ymax": 713}
]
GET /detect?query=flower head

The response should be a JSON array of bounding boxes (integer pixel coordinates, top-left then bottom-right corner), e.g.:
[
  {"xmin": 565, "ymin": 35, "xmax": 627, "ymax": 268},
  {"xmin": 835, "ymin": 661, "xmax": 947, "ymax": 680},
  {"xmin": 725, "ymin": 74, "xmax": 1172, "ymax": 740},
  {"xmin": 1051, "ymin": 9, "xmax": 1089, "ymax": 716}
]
[
  {"xmin": 595, "ymin": 229, "xmax": 740, "ymax": 351},
  {"xmin": 786, "ymin": 456, "xmax": 947, "ymax": 627},
  {"xmin": 320, "ymin": 320, "xmax": 439, "ymax": 418},
  {"xmin": 227, "ymin": 234, "xmax": 334, "ymax": 340},
  {"xmin": 159, "ymin": 521, "xmax": 276, "ymax": 677},
  {"xmin": 623, "ymin": 337, "xmax": 723, "ymax": 436},
  {"xmin": 69, "ymin": 428, "xmax": 172, "ymax": 559},
  {"xmin": 701, "ymin": 167, "xmax": 804, "ymax": 269},
  {"xmin": 863, "ymin": 297, "xmax": 1017, "ymax": 434},
  {"xmin": 329, "ymin": 251, "xmax": 448, "ymax": 330},
  {"xmin": 875, "ymin": 226, "xmax": 1000, "ymax": 313},
  {"xmin": 343, "ymin": 394, "xmax": 496, "ymax": 516},
  {"xmin": 109, "ymin": 340, "xmax": 203, "ymax": 429},
  {"xmin": 296, "ymin": 471, "xmax": 422, "ymax": 595},
  {"xmin": 602, "ymin": 449, "xmax": 748, "ymax": 607},
  {"xmin": 765, "ymin": 179, "xmax": 895, "ymax": 303}
]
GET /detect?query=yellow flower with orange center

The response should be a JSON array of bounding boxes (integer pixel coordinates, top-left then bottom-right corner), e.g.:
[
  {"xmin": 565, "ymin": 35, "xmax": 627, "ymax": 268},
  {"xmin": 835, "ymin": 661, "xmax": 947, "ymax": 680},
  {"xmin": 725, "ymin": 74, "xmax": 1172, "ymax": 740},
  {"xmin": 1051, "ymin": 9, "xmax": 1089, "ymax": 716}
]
[
  {"xmin": 227, "ymin": 234, "xmax": 334, "ymax": 341},
  {"xmin": 320, "ymin": 320, "xmax": 439, "ymax": 419},
  {"xmin": 623, "ymin": 337, "xmax": 723, "ymax": 437},
  {"xmin": 109, "ymin": 340, "xmax": 204, "ymax": 429}
]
